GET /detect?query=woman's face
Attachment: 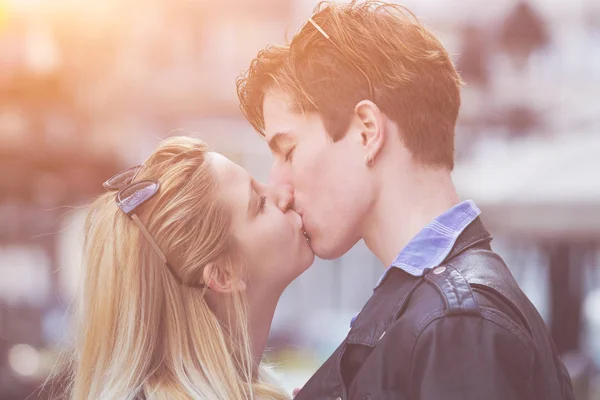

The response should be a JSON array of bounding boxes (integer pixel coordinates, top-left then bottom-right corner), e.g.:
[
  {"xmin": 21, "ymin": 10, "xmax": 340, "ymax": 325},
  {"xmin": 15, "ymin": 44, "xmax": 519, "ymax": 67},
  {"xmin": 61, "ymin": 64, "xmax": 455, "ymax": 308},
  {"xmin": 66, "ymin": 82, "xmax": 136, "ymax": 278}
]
[{"xmin": 209, "ymin": 153, "xmax": 314, "ymax": 293}]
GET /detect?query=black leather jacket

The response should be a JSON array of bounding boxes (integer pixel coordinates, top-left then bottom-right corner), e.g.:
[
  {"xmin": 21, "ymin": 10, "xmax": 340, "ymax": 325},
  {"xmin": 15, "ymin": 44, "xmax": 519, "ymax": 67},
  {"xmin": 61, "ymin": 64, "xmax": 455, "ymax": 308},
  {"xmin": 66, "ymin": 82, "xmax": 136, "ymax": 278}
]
[{"xmin": 294, "ymin": 218, "xmax": 575, "ymax": 400}]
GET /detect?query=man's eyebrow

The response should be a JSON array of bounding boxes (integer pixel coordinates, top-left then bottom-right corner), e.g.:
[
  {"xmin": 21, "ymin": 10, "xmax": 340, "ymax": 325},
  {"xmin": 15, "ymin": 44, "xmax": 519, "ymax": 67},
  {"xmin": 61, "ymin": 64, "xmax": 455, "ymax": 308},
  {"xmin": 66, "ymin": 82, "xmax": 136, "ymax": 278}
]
[{"xmin": 268, "ymin": 132, "xmax": 293, "ymax": 153}]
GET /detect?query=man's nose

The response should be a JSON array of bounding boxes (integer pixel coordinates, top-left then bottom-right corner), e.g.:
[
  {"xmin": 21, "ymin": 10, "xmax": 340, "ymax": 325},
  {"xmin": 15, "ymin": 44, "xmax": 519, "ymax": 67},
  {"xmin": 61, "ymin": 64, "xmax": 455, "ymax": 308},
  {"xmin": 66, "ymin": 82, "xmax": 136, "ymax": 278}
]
[
  {"xmin": 270, "ymin": 184, "xmax": 294, "ymax": 212},
  {"xmin": 269, "ymin": 163, "xmax": 291, "ymax": 187}
]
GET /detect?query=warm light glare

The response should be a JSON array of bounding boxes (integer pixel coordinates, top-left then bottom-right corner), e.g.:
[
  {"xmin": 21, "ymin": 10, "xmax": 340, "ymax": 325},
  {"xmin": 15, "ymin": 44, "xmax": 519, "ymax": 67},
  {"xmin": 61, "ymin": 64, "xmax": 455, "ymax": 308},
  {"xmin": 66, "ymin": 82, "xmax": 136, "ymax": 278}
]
[{"xmin": 8, "ymin": 344, "xmax": 41, "ymax": 378}]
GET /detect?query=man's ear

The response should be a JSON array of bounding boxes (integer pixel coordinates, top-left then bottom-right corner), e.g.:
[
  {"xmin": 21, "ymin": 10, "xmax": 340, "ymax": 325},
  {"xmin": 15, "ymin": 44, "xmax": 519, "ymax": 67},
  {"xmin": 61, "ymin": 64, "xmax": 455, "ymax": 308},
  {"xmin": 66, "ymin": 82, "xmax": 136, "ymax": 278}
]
[
  {"xmin": 354, "ymin": 100, "xmax": 386, "ymax": 164},
  {"xmin": 203, "ymin": 263, "xmax": 247, "ymax": 294}
]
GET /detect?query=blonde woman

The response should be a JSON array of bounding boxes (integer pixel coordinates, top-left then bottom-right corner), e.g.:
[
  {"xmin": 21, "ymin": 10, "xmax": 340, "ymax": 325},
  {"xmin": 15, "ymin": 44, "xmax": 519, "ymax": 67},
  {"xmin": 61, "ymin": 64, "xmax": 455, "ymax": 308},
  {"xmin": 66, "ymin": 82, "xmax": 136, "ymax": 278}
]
[{"xmin": 58, "ymin": 136, "xmax": 314, "ymax": 399}]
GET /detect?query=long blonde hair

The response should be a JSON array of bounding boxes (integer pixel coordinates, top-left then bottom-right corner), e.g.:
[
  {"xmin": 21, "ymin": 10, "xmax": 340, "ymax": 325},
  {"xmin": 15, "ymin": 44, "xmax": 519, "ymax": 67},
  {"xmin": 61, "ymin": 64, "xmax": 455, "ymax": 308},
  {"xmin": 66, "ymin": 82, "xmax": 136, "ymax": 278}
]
[{"xmin": 57, "ymin": 137, "xmax": 290, "ymax": 400}]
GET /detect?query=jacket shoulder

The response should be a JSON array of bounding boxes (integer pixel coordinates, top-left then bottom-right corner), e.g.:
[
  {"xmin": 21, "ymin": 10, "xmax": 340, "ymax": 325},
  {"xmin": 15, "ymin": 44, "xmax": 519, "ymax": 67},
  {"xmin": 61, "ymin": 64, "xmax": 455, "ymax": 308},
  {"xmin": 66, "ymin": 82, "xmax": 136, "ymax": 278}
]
[
  {"xmin": 384, "ymin": 250, "xmax": 532, "ymax": 349},
  {"xmin": 391, "ymin": 263, "xmax": 482, "ymax": 336}
]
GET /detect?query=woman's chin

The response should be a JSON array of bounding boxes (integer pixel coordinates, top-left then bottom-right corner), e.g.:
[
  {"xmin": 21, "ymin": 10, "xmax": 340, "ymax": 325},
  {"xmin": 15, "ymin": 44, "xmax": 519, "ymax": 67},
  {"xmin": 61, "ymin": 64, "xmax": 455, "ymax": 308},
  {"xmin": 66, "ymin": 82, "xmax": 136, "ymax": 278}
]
[
  {"xmin": 302, "ymin": 247, "xmax": 315, "ymax": 270},
  {"xmin": 294, "ymin": 242, "xmax": 315, "ymax": 275},
  {"xmin": 304, "ymin": 248, "xmax": 315, "ymax": 266}
]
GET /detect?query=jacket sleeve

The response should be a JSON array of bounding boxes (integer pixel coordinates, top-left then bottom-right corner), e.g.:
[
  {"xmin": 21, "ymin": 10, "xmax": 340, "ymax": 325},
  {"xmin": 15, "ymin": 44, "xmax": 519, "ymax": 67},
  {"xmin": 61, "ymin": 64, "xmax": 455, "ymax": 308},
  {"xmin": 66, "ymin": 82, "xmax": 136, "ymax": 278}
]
[{"xmin": 407, "ymin": 314, "xmax": 535, "ymax": 400}]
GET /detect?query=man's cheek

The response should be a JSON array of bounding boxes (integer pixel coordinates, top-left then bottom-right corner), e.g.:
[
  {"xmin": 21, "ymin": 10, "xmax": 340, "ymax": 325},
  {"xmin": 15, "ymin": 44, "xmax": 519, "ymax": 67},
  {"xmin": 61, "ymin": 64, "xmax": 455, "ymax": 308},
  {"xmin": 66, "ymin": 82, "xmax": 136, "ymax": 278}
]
[{"xmin": 294, "ymin": 161, "xmax": 314, "ymax": 187}]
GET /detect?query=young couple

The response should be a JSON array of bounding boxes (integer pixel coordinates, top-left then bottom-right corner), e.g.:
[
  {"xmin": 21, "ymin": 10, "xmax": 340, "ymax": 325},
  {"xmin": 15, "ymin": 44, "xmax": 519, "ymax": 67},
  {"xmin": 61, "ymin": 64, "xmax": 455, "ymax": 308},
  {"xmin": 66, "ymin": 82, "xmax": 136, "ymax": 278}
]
[{"xmin": 64, "ymin": 2, "xmax": 575, "ymax": 399}]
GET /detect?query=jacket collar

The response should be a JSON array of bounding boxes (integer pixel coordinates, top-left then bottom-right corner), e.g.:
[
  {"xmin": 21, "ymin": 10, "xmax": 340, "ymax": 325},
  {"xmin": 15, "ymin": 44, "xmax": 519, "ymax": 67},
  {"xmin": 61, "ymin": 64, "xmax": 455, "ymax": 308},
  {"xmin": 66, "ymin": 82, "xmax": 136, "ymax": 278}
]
[{"xmin": 346, "ymin": 217, "xmax": 492, "ymax": 346}]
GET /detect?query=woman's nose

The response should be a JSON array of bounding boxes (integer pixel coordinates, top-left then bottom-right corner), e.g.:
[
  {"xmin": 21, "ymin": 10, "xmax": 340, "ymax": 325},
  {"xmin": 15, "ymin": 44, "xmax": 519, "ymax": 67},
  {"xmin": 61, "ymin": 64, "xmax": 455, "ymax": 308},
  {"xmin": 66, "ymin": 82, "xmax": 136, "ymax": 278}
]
[{"xmin": 270, "ymin": 184, "xmax": 294, "ymax": 212}]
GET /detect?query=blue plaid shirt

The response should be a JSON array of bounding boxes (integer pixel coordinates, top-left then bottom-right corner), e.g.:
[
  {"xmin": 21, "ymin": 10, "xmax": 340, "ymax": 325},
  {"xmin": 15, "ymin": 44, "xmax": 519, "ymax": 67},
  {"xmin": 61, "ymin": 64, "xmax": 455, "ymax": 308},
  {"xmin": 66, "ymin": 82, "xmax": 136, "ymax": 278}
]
[{"xmin": 351, "ymin": 200, "xmax": 481, "ymax": 326}]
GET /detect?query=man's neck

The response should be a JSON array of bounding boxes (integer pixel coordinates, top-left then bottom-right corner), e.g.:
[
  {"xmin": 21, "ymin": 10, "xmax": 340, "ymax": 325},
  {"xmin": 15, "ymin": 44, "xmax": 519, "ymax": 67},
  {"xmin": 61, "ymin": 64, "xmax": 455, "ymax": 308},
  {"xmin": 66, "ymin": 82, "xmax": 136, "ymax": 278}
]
[{"xmin": 362, "ymin": 167, "xmax": 460, "ymax": 268}]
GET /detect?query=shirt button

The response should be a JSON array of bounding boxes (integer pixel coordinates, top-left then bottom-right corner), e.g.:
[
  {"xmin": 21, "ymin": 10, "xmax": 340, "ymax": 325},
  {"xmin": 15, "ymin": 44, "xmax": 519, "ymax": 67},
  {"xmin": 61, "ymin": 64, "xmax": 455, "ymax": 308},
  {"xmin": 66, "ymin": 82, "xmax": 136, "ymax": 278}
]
[{"xmin": 432, "ymin": 266, "xmax": 446, "ymax": 275}]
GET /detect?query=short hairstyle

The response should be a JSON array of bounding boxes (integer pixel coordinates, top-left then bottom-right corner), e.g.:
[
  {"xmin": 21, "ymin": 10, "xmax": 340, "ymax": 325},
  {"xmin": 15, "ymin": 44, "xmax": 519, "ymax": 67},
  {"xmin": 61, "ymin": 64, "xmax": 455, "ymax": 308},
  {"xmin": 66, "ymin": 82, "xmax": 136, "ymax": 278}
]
[{"xmin": 237, "ymin": 1, "xmax": 463, "ymax": 169}]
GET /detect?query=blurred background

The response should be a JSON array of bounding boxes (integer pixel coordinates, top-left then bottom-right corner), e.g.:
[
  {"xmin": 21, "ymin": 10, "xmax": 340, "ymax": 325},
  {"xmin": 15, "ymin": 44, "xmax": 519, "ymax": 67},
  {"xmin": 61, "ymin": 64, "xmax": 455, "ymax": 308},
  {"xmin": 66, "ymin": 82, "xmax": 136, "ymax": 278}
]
[{"xmin": 1, "ymin": 0, "xmax": 599, "ymax": 398}]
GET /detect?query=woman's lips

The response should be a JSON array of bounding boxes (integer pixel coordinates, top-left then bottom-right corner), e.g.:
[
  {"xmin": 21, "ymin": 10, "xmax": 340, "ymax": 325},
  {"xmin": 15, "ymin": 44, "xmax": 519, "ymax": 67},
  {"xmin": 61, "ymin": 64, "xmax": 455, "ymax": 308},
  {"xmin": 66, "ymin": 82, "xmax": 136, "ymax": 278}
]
[
  {"xmin": 291, "ymin": 210, "xmax": 310, "ymax": 244},
  {"xmin": 303, "ymin": 229, "xmax": 311, "ymax": 244},
  {"xmin": 300, "ymin": 216, "xmax": 310, "ymax": 244}
]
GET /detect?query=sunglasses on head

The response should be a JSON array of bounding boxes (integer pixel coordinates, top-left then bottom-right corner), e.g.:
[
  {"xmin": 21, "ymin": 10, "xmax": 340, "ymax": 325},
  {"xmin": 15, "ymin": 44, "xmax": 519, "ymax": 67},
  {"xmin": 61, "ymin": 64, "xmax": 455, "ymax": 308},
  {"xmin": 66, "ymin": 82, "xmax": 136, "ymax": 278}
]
[
  {"xmin": 103, "ymin": 165, "xmax": 205, "ymax": 289},
  {"xmin": 300, "ymin": 15, "xmax": 374, "ymax": 98}
]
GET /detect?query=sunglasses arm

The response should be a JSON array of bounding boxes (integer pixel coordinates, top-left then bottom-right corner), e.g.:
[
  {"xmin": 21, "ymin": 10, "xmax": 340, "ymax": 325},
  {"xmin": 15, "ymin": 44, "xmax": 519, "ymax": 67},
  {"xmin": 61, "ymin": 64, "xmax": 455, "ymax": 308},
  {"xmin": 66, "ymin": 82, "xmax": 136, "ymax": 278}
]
[{"xmin": 131, "ymin": 214, "xmax": 168, "ymax": 264}]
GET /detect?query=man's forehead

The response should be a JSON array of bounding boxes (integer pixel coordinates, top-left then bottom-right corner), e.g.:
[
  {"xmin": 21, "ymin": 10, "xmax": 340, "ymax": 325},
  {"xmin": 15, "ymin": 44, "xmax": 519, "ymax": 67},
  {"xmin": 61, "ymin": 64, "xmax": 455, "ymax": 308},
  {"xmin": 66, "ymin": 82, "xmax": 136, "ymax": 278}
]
[
  {"xmin": 263, "ymin": 89, "xmax": 294, "ymax": 112},
  {"xmin": 263, "ymin": 91, "xmax": 300, "ymax": 137}
]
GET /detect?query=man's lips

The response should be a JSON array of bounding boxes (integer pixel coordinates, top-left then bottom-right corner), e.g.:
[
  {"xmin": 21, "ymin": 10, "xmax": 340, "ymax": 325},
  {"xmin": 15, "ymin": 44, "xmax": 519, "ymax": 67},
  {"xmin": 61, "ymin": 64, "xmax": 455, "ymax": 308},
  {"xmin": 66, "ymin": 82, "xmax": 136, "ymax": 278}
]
[
  {"xmin": 302, "ymin": 229, "xmax": 311, "ymax": 244},
  {"xmin": 298, "ymin": 210, "xmax": 311, "ymax": 244}
]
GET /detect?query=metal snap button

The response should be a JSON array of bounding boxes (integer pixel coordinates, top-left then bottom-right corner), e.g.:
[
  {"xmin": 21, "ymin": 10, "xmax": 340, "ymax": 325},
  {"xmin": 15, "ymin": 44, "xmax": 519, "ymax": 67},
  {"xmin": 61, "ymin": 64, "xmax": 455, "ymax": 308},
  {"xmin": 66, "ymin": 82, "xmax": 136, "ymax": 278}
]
[{"xmin": 432, "ymin": 266, "xmax": 446, "ymax": 275}]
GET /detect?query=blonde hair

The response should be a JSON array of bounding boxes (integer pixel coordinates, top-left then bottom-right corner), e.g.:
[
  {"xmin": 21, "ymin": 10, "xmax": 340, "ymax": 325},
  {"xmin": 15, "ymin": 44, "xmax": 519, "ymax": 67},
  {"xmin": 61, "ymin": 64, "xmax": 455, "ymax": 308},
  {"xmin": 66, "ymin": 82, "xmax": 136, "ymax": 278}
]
[
  {"xmin": 55, "ymin": 137, "xmax": 290, "ymax": 400},
  {"xmin": 237, "ymin": 0, "xmax": 463, "ymax": 170}
]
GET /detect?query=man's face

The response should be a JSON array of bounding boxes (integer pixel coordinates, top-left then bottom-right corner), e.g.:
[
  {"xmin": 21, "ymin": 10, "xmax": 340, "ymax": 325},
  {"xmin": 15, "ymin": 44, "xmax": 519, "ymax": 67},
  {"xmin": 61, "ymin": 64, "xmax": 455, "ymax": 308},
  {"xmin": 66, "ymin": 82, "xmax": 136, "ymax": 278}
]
[{"xmin": 262, "ymin": 90, "xmax": 374, "ymax": 259}]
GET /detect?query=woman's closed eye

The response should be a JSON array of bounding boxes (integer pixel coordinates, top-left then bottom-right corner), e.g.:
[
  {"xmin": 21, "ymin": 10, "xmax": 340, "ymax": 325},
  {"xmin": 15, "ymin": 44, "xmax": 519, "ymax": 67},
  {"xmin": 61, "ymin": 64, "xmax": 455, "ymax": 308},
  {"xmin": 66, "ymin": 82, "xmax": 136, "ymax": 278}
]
[{"xmin": 258, "ymin": 195, "xmax": 267, "ymax": 212}]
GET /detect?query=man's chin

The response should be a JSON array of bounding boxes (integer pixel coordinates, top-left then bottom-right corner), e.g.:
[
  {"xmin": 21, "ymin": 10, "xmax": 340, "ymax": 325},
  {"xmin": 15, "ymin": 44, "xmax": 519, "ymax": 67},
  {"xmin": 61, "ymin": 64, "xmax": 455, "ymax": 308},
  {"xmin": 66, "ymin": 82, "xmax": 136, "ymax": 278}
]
[{"xmin": 311, "ymin": 240, "xmax": 350, "ymax": 260}]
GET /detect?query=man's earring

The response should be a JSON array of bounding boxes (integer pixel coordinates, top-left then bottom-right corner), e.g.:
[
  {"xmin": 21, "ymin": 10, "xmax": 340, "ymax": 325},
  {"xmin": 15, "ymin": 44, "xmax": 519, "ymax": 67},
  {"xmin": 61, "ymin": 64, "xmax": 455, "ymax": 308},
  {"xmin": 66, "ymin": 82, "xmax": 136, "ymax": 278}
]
[{"xmin": 365, "ymin": 155, "xmax": 375, "ymax": 167}]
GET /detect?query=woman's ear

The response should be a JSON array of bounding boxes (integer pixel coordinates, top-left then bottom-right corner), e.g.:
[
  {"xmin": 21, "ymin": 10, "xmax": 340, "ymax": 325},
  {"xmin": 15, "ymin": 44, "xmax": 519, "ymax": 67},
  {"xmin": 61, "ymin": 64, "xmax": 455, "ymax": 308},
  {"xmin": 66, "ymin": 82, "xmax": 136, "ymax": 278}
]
[{"xmin": 203, "ymin": 263, "xmax": 247, "ymax": 293}]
